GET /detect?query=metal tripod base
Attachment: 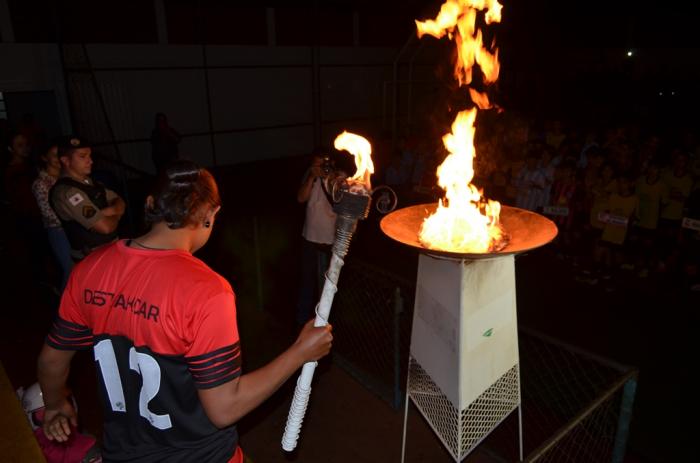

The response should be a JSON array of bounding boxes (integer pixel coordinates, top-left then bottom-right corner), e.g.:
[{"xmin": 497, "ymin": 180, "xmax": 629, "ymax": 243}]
[{"xmin": 402, "ymin": 357, "xmax": 522, "ymax": 462}]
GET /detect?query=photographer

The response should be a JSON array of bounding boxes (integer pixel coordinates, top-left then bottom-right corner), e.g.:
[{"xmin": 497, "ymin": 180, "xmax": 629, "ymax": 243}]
[{"xmin": 295, "ymin": 147, "xmax": 339, "ymax": 326}]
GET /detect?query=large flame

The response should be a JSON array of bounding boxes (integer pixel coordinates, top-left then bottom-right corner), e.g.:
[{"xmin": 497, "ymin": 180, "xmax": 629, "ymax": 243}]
[
  {"xmin": 419, "ymin": 109, "xmax": 503, "ymax": 252},
  {"xmin": 416, "ymin": 0, "xmax": 501, "ymax": 86},
  {"xmin": 416, "ymin": 0, "xmax": 504, "ymax": 253},
  {"xmin": 334, "ymin": 131, "xmax": 375, "ymax": 189}
]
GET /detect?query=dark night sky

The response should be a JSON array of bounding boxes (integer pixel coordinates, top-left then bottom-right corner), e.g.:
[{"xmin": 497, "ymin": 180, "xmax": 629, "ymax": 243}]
[
  {"xmin": 504, "ymin": 0, "xmax": 694, "ymax": 47},
  {"xmin": 7, "ymin": 0, "xmax": 698, "ymax": 48},
  {"xmin": 5, "ymin": 0, "xmax": 698, "ymax": 124}
]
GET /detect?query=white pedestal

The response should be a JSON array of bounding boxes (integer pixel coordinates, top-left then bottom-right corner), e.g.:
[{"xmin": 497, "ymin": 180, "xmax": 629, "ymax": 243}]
[{"xmin": 406, "ymin": 253, "xmax": 521, "ymax": 461}]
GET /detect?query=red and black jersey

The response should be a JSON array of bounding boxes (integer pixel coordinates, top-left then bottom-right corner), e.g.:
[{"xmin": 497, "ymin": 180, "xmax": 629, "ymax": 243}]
[{"xmin": 47, "ymin": 240, "xmax": 243, "ymax": 463}]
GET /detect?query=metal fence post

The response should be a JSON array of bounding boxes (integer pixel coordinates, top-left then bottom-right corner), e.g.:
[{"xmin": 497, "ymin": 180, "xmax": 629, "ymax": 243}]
[
  {"xmin": 611, "ymin": 376, "xmax": 637, "ymax": 463},
  {"xmin": 393, "ymin": 286, "xmax": 403, "ymax": 410}
]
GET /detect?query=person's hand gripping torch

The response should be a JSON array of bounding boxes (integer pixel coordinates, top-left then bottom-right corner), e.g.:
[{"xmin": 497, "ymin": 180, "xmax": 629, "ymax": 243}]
[{"xmin": 281, "ymin": 131, "xmax": 375, "ymax": 451}]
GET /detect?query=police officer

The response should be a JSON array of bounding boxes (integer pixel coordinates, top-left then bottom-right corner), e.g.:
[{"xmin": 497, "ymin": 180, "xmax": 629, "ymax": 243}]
[{"xmin": 50, "ymin": 136, "xmax": 125, "ymax": 261}]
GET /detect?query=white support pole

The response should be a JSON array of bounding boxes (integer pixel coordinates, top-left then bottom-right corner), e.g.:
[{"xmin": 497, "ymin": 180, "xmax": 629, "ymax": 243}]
[
  {"xmin": 153, "ymin": 0, "xmax": 168, "ymax": 45},
  {"xmin": 400, "ymin": 355, "xmax": 413, "ymax": 463},
  {"xmin": 0, "ymin": 0, "xmax": 15, "ymax": 43},
  {"xmin": 352, "ymin": 11, "xmax": 360, "ymax": 47},
  {"xmin": 266, "ymin": 8, "xmax": 276, "ymax": 47},
  {"xmin": 518, "ymin": 365, "xmax": 524, "ymax": 462}
]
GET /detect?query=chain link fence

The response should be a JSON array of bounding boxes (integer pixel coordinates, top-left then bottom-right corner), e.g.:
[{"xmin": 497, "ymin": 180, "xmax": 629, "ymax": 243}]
[
  {"xmin": 523, "ymin": 373, "xmax": 636, "ymax": 463},
  {"xmin": 331, "ymin": 257, "xmax": 638, "ymax": 462},
  {"xmin": 332, "ymin": 258, "xmax": 413, "ymax": 409}
]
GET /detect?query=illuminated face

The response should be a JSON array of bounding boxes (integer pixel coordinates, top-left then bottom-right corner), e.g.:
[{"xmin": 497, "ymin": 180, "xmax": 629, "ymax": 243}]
[
  {"xmin": 10, "ymin": 134, "xmax": 29, "ymax": 159},
  {"xmin": 589, "ymin": 154, "xmax": 603, "ymax": 168},
  {"xmin": 602, "ymin": 165, "xmax": 614, "ymax": 180},
  {"xmin": 647, "ymin": 165, "xmax": 659, "ymax": 179},
  {"xmin": 619, "ymin": 178, "xmax": 633, "ymax": 195},
  {"xmin": 156, "ymin": 115, "xmax": 168, "ymax": 130},
  {"xmin": 45, "ymin": 146, "xmax": 61, "ymax": 171},
  {"xmin": 542, "ymin": 150, "xmax": 552, "ymax": 164},
  {"xmin": 674, "ymin": 154, "xmax": 688, "ymax": 171},
  {"xmin": 63, "ymin": 147, "xmax": 93, "ymax": 178}
]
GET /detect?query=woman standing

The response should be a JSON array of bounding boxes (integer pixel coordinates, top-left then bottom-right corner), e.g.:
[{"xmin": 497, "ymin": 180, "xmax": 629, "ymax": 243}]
[
  {"xmin": 151, "ymin": 113, "xmax": 181, "ymax": 173},
  {"xmin": 37, "ymin": 161, "xmax": 332, "ymax": 462},
  {"xmin": 6, "ymin": 132, "xmax": 47, "ymax": 282},
  {"xmin": 32, "ymin": 143, "xmax": 73, "ymax": 291}
]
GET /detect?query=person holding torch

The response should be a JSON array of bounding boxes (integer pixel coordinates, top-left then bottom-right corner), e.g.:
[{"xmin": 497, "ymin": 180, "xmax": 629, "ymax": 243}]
[
  {"xmin": 37, "ymin": 160, "xmax": 333, "ymax": 463},
  {"xmin": 283, "ymin": 131, "xmax": 374, "ymax": 451}
]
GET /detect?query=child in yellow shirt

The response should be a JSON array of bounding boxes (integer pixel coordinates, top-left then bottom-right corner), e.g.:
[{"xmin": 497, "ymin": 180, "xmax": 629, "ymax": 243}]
[
  {"xmin": 634, "ymin": 162, "xmax": 668, "ymax": 277},
  {"xmin": 594, "ymin": 176, "xmax": 638, "ymax": 281}
]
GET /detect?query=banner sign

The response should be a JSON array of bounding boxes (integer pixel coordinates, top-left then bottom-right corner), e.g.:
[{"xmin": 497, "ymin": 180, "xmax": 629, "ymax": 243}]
[
  {"xmin": 543, "ymin": 206, "xmax": 569, "ymax": 217},
  {"xmin": 682, "ymin": 217, "xmax": 700, "ymax": 231},
  {"xmin": 598, "ymin": 212, "xmax": 629, "ymax": 227}
]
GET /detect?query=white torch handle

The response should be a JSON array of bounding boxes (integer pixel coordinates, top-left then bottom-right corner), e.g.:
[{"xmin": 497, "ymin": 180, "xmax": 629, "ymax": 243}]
[{"xmin": 281, "ymin": 253, "xmax": 344, "ymax": 451}]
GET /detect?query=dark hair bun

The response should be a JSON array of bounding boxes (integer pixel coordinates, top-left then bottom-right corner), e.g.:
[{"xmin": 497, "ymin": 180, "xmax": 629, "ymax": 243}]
[
  {"xmin": 145, "ymin": 160, "xmax": 220, "ymax": 229},
  {"xmin": 166, "ymin": 162, "xmax": 200, "ymax": 188}
]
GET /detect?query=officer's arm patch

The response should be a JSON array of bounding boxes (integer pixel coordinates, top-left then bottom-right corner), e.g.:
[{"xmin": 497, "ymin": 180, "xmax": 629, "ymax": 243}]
[
  {"xmin": 69, "ymin": 193, "xmax": 84, "ymax": 206},
  {"xmin": 82, "ymin": 205, "xmax": 97, "ymax": 218}
]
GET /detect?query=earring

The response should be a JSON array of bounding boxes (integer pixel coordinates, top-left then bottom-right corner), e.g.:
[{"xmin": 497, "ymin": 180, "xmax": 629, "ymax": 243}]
[{"xmin": 204, "ymin": 220, "xmax": 211, "ymax": 228}]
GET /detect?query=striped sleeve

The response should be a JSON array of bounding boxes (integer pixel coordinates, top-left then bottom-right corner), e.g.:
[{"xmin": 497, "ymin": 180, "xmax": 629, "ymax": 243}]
[
  {"xmin": 186, "ymin": 342, "xmax": 242, "ymax": 389},
  {"xmin": 46, "ymin": 270, "xmax": 93, "ymax": 350},
  {"xmin": 46, "ymin": 316, "xmax": 94, "ymax": 350},
  {"xmin": 184, "ymin": 291, "xmax": 241, "ymax": 389}
]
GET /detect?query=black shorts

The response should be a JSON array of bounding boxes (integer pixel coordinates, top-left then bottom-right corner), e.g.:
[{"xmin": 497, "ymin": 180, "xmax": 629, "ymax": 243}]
[
  {"xmin": 633, "ymin": 226, "xmax": 658, "ymax": 245},
  {"xmin": 597, "ymin": 239, "xmax": 625, "ymax": 251},
  {"xmin": 658, "ymin": 218, "xmax": 682, "ymax": 235}
]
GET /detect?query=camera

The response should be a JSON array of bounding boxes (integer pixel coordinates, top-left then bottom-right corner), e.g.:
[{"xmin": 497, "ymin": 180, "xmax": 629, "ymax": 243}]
[{"xmin": 321, "ymin": 156, "xmax": 334, "ymax": 176}]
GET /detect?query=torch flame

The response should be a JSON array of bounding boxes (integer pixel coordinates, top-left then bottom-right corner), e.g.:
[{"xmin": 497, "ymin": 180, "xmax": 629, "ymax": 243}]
[
  {"xmin": 416, "ymin": 0, "xmax": 505, "ymax": 253},
  {"xmin": 334, "ymin": 131, "xmax": 375, "ymax": 189}
]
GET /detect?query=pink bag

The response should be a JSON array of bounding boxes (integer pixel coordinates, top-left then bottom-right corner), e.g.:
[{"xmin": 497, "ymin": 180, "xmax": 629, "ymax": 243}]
[{"xmin": 34, "ymin": 427, "xmax": 101, "ymax": 463}]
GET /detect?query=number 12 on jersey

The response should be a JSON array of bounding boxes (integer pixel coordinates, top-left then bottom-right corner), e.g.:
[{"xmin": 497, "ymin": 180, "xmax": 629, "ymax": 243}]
[{"xmin": 94, "ymin": 339, "xmax": 173, "ymax": 430}]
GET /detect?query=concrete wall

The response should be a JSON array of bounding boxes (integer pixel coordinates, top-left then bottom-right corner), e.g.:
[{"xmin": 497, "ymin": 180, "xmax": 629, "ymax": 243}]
[
  {"xmin": 0, "ymin": 42, "xmax": 450, "ymax": 173},
  {"xmin": 12, "ymin": 43, "xmax": 410, "ymax": 173},
  {"xmin": 0, "ymin": 43, "xmax": 72, "ymax": 135}
]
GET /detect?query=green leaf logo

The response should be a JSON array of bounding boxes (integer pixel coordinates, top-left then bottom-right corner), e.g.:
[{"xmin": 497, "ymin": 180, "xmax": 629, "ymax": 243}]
[{"xmin": 483, "ymin": 328, "xmax": 493, "ymax": 337}]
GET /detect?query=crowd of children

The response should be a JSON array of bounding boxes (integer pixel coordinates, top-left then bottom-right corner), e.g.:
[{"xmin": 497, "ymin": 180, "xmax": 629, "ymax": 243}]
[{"xmin": 390, "ymin": 116, "xmax": 700, "ymax": 292}]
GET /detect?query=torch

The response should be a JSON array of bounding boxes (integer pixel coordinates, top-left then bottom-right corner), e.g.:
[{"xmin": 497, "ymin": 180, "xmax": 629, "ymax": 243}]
[{"xmin": 282, "ymin": 131, "xmax": 386, "ymax": 451}]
